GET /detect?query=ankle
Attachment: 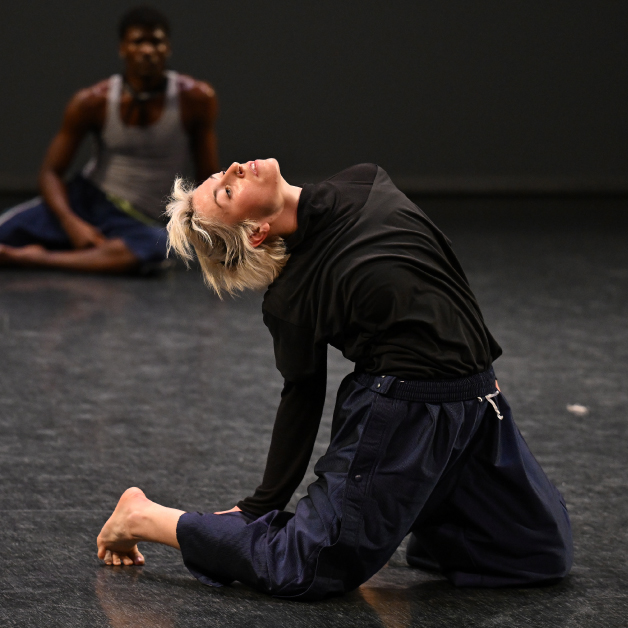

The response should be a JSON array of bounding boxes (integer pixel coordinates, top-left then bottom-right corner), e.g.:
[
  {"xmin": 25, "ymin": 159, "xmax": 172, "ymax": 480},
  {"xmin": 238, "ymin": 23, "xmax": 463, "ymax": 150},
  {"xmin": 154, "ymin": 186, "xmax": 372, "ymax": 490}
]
[{"xmin": 125, "ymin": 508, "xmax": 150, "ymax": 541}]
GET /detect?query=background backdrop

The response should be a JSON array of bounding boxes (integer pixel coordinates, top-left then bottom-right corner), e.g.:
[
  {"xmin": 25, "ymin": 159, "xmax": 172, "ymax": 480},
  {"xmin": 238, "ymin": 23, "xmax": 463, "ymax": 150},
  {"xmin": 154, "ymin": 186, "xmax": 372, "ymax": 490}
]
[{"xmin": 1, "ymin": 0, "xmax": 627, "ymax": 193}]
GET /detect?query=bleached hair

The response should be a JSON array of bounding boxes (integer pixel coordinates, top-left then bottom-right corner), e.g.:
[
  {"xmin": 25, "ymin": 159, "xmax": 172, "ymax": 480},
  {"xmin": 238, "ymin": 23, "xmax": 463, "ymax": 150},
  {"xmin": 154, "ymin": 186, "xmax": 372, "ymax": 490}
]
[{"xmin": 165, "ymin": 178, "xmax": 289, "ymax": 298}]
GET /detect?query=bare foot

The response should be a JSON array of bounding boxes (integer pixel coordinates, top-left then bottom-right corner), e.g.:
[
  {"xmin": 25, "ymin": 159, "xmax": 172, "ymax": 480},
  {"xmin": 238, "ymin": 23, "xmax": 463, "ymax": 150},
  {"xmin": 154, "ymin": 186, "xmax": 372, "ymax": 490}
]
[
  {"xmin": 97, "ymin": 487, "xmax": 149, "ymax": 566},
  {"xmin": 0, "ymin": 243, "xmax": 47, "ymax": 266}
]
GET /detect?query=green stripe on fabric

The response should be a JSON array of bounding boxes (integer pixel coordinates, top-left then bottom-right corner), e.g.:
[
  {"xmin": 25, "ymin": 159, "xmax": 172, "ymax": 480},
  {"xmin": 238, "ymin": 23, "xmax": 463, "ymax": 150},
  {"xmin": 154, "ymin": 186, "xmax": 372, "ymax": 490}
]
[{"xmin": 106, "ymin": 193, "xmax": 160, "ymax": 227}]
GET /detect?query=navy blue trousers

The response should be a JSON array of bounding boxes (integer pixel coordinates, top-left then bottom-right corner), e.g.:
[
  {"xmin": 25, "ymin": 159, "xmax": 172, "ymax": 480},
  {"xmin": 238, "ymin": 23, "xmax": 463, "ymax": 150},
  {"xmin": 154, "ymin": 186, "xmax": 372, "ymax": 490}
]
[
  {"xmin": 0, "ymin": 176, "xmax": 167, "ymax": 264},
  {"xmin": 177, "ymin": 369, "xmax": 573, "ymax": 600}
]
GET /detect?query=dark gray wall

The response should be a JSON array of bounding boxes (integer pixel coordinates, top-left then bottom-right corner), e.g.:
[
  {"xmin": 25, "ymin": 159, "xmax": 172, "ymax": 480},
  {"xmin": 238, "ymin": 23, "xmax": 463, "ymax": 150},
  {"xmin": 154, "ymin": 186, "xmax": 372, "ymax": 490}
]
[{"xmin": 1, "ymin": 1, "xmax": 627, "ymax": 191}]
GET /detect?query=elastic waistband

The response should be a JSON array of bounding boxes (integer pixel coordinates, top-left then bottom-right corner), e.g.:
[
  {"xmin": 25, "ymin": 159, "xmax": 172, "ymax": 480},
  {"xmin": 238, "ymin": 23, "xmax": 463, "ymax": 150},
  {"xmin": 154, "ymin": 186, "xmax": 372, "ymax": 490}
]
[{"xmin": 355, "ymin": 367, "xmax": 496, "ymax": 403}]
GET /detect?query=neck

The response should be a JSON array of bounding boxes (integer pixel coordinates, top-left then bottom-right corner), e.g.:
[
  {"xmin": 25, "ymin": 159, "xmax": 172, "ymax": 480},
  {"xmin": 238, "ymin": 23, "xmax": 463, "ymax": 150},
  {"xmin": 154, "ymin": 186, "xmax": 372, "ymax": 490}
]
[
  {"xmin": 270, "ymin": 183, "xmax": 301, "ymax": 239},
  {"xmin": 124, "ymin": 71, "xmax": 166, "ymax": 94}
]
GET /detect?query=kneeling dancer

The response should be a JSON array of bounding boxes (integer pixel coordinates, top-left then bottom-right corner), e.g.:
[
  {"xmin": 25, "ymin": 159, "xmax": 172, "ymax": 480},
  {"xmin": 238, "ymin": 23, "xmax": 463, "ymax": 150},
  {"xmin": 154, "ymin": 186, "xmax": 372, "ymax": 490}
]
[{"xmin": 97, "ymin": 160, "xmax": 573, "ymax": 599}]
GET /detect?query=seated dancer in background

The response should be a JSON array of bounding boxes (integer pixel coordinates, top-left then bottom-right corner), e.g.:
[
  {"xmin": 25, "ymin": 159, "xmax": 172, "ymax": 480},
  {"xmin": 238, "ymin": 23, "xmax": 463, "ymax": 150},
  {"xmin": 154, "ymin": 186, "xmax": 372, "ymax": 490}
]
[
  {"xmin": 0, "ymin": 6, "xmax": 218, "ymax": 274},
  {"xmin": 97, "ymin": 160, "xmax": 573, "ymax": 599}
]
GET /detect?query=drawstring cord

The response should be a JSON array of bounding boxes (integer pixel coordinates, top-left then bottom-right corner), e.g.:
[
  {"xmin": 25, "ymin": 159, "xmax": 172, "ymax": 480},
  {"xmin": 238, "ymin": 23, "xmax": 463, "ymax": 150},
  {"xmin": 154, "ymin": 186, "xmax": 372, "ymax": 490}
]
[{"xmin": 478, "ymin": 391, "xmax": 503, "ymax": 420}]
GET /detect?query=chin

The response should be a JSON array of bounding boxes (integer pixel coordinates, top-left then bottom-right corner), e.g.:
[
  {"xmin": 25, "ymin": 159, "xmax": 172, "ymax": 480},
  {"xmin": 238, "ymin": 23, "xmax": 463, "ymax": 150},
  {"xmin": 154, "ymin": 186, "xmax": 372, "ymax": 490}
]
[
  {"xmin": 136, "ymin": 64, "xmax": 164, "ymax": 78},
  {"xmin": 265, "ymin": 158, "xmax": 281, "ymax": 177}
]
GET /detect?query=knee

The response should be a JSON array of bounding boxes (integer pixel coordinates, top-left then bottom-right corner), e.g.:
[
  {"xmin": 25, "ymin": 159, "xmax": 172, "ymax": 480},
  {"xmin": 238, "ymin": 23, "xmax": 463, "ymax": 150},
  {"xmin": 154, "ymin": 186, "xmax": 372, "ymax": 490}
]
[
  {"xmin": 101, "ymin": 238, "xmax": 131, "ymax": 255},
  {"xmin": 100, "ymin": 238, "xmax": 140, "ymax": 271}
]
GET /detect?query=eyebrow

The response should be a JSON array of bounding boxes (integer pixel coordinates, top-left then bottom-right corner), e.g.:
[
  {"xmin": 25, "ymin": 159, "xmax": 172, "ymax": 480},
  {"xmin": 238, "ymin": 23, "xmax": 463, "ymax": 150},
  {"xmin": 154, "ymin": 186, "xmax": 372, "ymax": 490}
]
[
  {"xmin": 208, "ymin": 173, "xmax": 226, "ymax": 210},
  {"xmin": 213, "ymin": 186, "xmax": 223, "ymax": 209}
]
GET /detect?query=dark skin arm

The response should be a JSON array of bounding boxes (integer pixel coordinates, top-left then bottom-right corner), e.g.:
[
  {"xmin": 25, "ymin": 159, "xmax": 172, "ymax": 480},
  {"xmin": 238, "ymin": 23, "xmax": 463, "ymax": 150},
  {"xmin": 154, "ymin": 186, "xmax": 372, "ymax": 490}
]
[
  {"xmin": 38, "ymin": 81, "xmax": 109, "ymax": 250},
  {"xmin": 178, "ymin": 75, "xmax": 219, "ymax": 182}
]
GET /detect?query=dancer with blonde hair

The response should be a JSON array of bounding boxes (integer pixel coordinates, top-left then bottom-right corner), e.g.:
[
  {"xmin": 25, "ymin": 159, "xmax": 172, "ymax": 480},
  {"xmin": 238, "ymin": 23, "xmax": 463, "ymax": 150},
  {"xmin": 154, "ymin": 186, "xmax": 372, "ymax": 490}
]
[{"xmin": 98, "ymin": 159, "xmax": 573, "ymax": 599}]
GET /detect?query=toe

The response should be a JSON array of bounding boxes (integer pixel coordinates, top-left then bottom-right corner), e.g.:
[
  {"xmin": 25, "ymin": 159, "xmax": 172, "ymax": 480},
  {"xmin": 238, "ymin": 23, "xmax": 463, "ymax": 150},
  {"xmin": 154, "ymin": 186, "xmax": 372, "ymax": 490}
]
[
  {"xmin": 122, "ymin": 555, "xmax": 134, "ymax": 566},
  {"xmin": 133, "ymin": 549, "xmax": 145, "ymax": 566},
  {"xmin": 104, "ymin": 550, "xmax": 113, "ymax": 565},
  {"xmin": 112, "ymin": 552, "xmax": 122, "ymax": 566}
]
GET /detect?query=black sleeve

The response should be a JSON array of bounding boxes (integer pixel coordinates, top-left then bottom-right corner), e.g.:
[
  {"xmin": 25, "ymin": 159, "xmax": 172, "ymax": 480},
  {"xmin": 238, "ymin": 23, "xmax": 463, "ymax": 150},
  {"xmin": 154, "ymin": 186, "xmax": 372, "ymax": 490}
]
[
  {"xmin": 237, "ymin": 369, "xmax": 327, "ymax": 516},
  {"xmin": 237, "ymin": 312, "xmax": 328, "ymax": 516}
]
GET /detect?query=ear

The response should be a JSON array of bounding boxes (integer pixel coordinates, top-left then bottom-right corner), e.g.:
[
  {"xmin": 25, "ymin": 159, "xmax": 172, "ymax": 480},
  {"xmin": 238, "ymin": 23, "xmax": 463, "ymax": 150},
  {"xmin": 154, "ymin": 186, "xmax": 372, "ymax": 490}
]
[{"xmin": 248, "ymin": 223, "xmax": 270, "ymax": 248}]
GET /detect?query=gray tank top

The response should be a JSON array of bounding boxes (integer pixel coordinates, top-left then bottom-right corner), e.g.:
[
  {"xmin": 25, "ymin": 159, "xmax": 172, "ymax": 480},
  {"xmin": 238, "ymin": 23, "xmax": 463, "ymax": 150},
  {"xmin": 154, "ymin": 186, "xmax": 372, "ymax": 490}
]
[{"xmin": 83, "ymin": 71, "xmax": 190, "ymax": 221}]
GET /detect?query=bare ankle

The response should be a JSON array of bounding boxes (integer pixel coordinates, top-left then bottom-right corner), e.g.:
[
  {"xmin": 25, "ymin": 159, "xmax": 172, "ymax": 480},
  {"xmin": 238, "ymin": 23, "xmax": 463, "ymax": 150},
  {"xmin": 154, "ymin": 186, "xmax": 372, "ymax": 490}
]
[{"xmin": 125, "ymin": 508, "xmax": 150, "ymax": 541}]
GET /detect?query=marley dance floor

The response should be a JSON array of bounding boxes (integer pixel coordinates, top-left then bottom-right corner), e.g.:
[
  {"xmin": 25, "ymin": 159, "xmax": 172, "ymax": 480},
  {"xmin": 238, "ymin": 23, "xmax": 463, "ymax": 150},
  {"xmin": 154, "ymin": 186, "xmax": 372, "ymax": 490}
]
[{"xmin": 0, "ymin": 196, "xmax": 626, "ymax": 627}]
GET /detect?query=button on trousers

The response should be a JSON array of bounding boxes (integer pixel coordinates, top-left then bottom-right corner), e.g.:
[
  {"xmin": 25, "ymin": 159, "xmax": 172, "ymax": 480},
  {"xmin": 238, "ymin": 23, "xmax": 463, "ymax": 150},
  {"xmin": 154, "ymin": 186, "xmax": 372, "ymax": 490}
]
[{"xmin": 177, "ymin": 369, "xmax": 573, "ymax": 600}]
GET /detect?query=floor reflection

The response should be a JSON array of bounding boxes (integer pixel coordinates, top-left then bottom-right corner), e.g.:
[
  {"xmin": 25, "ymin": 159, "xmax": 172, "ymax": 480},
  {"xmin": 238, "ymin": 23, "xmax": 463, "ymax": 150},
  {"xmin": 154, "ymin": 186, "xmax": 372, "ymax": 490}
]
[
  {"xmin": 360, "ymin": 586, "xmax": 413, "ymax": 628},
  {"xmin": 358, "ymin": 563, "xmax": 427, "ymax": 628},
  {"xmin": 358, "ymin": 564, "xmax": 580, "ymax": 628},
  {"xmin": 95, "ymin": 568, "xmax": 176, "ymax": 628},
  {"xmin": 0, "ymin": 274, "xmax": 131, "ymax": 329}
]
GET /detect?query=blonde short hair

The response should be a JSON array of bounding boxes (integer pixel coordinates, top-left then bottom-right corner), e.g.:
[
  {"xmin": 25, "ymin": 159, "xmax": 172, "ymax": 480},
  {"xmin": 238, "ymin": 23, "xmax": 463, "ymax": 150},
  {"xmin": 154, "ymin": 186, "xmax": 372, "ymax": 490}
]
[{"xmin": 165, "ymin": 178, "xmax": 289, "ymax": 298}]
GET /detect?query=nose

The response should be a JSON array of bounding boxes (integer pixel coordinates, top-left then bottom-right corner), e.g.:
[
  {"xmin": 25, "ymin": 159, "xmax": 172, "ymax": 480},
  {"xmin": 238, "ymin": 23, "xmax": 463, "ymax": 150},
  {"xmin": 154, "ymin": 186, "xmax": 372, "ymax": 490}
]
[
  {"xmin": 139, "ymin": 42, "xmax": 156, "ymax": 55},
  {"xmin": 227, "ymin": 162, "xmax": 245, "ymax": 177}
]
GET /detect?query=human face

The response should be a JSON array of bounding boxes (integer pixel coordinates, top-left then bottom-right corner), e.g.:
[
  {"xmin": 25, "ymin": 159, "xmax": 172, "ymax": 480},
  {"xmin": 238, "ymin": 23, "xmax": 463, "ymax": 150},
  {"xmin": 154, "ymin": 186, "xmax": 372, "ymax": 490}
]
[
  {"xmin": 193, "ymin": 159, "xmax": 284, "ymax": 226},
  {"xmin": 119, "ymin": 26, "xmax": 171, "ymax": 79}
]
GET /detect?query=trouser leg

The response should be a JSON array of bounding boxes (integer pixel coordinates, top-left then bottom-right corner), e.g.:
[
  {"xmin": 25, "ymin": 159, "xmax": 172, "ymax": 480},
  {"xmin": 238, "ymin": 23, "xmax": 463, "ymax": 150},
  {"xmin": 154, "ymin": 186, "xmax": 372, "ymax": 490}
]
[
  {"xmin": 178, "ymin": 376, "xmax": 491, "ymax": 600},
  {"xmin": 178, "ymin": 373, "xmax": 371, "ymax": 598},
  {"xmin": 0, "ymin": 197, "xmax": 71, "ymax": 249},
  {"xmin": 408, "ymin": 393, "xmax": 573, "ymax": 586},
  {"xmin": 405, "ymin": 533, "xmax": 442, "ymax": 572}
]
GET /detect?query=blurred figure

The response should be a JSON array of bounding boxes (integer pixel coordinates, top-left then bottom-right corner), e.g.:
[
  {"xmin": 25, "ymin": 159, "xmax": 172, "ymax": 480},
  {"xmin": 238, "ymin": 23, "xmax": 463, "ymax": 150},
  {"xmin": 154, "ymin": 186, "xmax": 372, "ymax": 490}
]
[{"xmin": 0, "ymin": 6, "xmax": 218, "ymax": 274}]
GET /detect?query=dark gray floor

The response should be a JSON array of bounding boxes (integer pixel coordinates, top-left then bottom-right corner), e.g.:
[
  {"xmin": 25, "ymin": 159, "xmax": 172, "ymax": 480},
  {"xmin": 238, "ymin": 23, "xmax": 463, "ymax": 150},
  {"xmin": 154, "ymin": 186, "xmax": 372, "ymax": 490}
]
[{"xmin": 1, "ymin": 197, "xmax": 627, "ymax": 627}]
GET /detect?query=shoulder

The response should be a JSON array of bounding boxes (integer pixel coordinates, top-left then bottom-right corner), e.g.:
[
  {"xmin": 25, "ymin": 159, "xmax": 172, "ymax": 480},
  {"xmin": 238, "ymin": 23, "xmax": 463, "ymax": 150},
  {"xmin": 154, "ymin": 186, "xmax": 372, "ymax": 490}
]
[
  {"xmin": 177, "ymin": 73, "xmax": 217, "ymax": 103},
  {"xmin": 177, "ymin": 74, "xmax": 218, "ymax": 125},
  {"xmin": 64, "ymin": 78, "xmax": 110, "ymax": 124},
  {"xmin": 327, "ymin": 163, "xmax": 378, "ymax": 185}
]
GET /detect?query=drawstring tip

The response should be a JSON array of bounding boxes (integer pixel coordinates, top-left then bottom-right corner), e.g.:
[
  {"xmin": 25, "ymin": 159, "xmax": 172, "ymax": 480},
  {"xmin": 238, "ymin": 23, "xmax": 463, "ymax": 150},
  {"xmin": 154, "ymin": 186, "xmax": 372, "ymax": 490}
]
[{"xmin": 482, "ymin": 392, "xmax": 504, "ymax": 420}]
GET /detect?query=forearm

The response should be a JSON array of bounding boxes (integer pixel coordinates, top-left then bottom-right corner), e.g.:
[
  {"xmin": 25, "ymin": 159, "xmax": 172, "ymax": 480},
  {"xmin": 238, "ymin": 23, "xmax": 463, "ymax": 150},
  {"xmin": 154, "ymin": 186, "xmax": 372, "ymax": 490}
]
[
  {"xmin": 39, "ymin": 167, "xmax": 106, "ymax": 249},
  {"xmin": 39, "ymin": 168, "xmax": 78, "ymax": 225},
  {"xmin": 203, "ymin": 132, "xmax": 219, "ymax": 179},
  {"xmin": 37, "ymin": 96, "xmax": 94, "ymax": 240},
  {"xmin": 193, "ymin": 135, "xmax": 219, "ymax": 182},
  {"xmin": 238, "ymin": 372, "xmax": 327, "ymax": 516}
]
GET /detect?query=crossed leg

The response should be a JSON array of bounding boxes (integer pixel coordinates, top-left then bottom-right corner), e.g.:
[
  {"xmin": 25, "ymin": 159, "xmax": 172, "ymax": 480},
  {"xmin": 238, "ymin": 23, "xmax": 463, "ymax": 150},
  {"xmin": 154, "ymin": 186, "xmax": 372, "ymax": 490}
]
[{"xmin": 0, "ymin": 238, "xmax": 140, "ymax": 273}]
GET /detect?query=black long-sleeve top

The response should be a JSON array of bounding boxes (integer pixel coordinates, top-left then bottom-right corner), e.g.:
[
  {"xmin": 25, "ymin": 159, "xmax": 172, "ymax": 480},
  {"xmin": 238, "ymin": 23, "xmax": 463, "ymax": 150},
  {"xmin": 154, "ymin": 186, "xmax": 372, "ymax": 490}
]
[{"xmin": 237, "ymin": 164, "xmax": 502, "ymax": 516}]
